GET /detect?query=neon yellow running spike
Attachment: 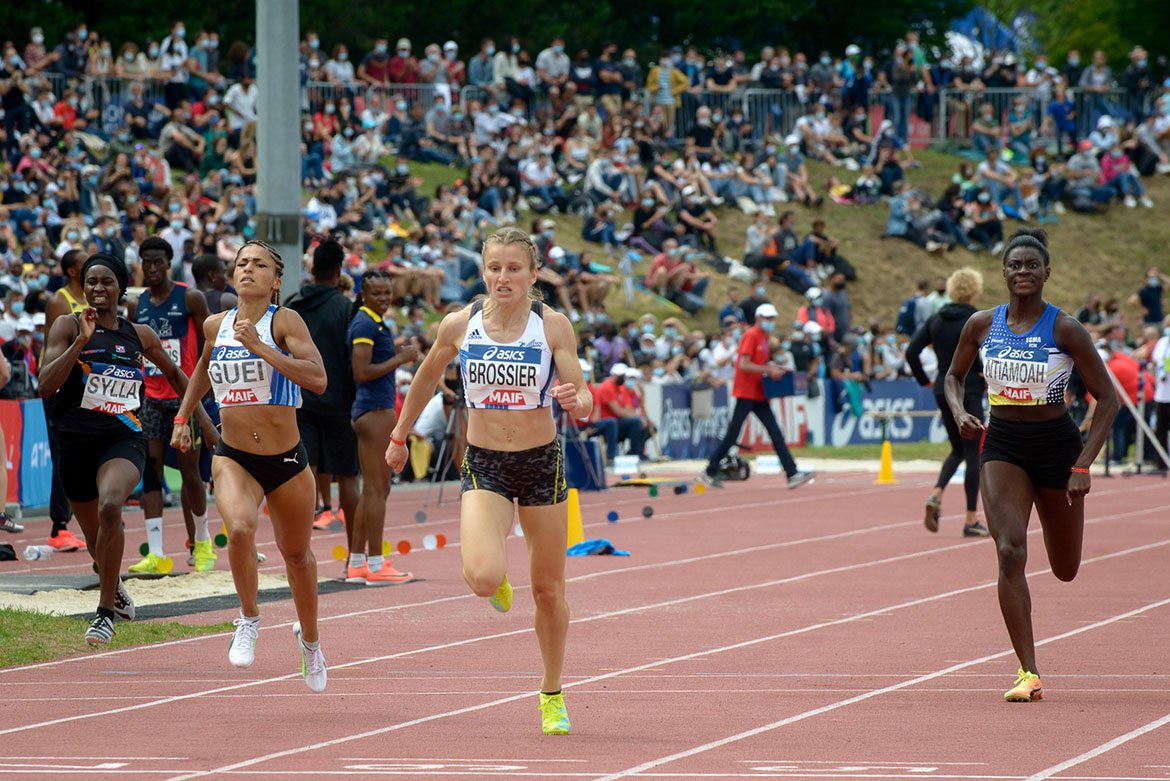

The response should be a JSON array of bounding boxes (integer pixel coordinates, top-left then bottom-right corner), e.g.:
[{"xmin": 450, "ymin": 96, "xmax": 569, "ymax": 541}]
[
  {"xmin": 488, "ymin": 575, "xmax": 512, "ymax": 613},
  {"xmin": 1004, "ymin": 667, "xmax": 1043, "ymax": 702},
  {"xmin": 193, "ymin": 539, "xmax": 217, "ymax": 572},
  {"xmin": 539, "ymin": 692, "xmax": 571, "ymax": 735},
  {"xmin": 128, "ymin": 552, "xmax": 163, "ymax": 574}
]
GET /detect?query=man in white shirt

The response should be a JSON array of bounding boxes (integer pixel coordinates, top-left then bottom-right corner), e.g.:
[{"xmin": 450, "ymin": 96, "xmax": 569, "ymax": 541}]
[
  {"xmin": 1151, "ymin": 316, "xmax": 1170, "ymax": 470},
  {"xmin": 710, "ymin": 316, "xmax": 740, "ymax": 384},
  {"xmin": 535, "ymin": 37, "xmax": 574, "ymax": 110},
  {"xmin": 222, "ymin": 73, "xmax": 258, "ymax": 135},
  {"xmin": 521, "ymin": 152, "xmax": 562, "ymax": 209}
]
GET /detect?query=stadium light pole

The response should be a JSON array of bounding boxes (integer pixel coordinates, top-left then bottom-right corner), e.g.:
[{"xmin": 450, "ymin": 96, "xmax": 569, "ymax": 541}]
[{"xmin": 255, "ymin": 0, "xmax": 303, "ymax": 298}]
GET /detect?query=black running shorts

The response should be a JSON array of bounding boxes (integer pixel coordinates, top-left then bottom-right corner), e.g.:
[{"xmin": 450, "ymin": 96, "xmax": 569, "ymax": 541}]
[
  {"xmin": 980, "ymin": 413, "xmax": 1083, "ymax": 490},
  {"xmin": 460, "ymin": 439, "xmax": 567, "ymax": 506}
]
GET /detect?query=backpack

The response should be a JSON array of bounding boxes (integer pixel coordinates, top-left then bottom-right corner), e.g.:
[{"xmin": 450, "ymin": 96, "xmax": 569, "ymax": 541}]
[{"xmin": 895, "ymin": 296, "xmax": 919, "ymax": 335}]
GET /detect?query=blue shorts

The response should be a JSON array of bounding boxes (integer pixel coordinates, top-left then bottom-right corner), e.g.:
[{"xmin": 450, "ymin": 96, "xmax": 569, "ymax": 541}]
[{"xmin": 351, "ymin": 401, "xmax": 395, "ymax": 422}]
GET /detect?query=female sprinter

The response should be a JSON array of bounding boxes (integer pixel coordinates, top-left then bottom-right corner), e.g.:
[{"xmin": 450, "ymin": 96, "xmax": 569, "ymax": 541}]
[
  {"xmin": 39, "ymin": 253, "xmax": 216, "ymax": 644},
  {"xmin": 171, "ymin": 241, "xmax": 330, "ymax": 692},
  {"xmin": 945, "ymin": 228, "xmax": 1117, "ymax": 702},
  {"xmin": 386, "ymin": 227, "xmax": 590, "ymax": 735},
  {"xmin": 906, "ymin": 267, "xmax": 990, "ymax": 537},
  {"xmin": 346, "ymin": 269, "xmax": 418, "ymax": 585}
]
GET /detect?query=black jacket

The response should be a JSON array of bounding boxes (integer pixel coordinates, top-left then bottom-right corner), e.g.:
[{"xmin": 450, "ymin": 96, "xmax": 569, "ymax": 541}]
[
  {"xmin": 283, "ymin": 283, "xmax": 355, "ymax": 413},
  {"xmin": 906, "ymin": 302, "xmax": 985, "ymax": 396}
]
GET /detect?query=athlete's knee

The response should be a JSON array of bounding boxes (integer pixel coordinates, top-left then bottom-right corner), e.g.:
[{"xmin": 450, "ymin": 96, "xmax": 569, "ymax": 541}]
[
  {"xmin": 995, "ymin": 537, "xmax": 1028, "ymax": 575},
  {"xmin": 530, "ymin": 579, "xmax": 565, "ymax": 614},
  {"xmin": 141, "ymin": 457, "xmax": 163, "ymax": 492},
  {"xmin": 96, "ymin": 496, "xmax": 123, "ymax": 526},
  {"xmin": 280, "ymin": 545, "xmax": 314, "ymax": 570},
  {"xmin": 227, "ymin": 526, "xmax": 255, "ymax": 550},
  {"xmin": 463, "ymin": 566, "xmax": 504, "ymax": 598},
  {"xmin": 1051, "ymin": 559, "xmax": 1080, "ymax": 582}
]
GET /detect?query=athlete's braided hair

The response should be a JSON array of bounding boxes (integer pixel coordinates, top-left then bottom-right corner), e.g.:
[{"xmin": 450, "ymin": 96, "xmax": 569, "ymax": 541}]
[
  {"xmin": 234, "ymin": 240, "xmax": 285, "ymax": 305},
  {"xmin": 1002, "ymin": 226, "xmax": 1050, "ymax": 267}
]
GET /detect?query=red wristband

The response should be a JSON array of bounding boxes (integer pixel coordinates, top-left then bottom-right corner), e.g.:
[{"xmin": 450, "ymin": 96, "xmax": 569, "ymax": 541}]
[
  {"xmin": 173, "ymin": 414, "xmax": 189, "ymax": 426},
  {"xmin": 1070, "ymin": 467, "xmax": 1090, "ymax": 474},
  {"xmin": 390, "ymin": 436, "xmax": 407, "ymax": 446}
]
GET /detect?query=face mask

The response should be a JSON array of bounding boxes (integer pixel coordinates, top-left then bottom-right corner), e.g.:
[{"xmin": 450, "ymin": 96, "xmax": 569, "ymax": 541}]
[
  {"xmin": 1068, "ymin": 56, "xmax": 1079, "ymax": 66},
  {"xmin": 88, "ymin": 175, "xmax": 98, "ymax": 186},
  {"xmin": 863, "ymin": 61, "xmax": 873, "ymax": 71},
  {"xmin": 488, "ymin": 104, "xmax": 500, "ymax": 114},
  {"xmin": 1138, "ymin": 59, "xmax": 1147, "ymax": 68},
  {"xmin": 1111, "ymin": 150, "xmax": 1122, "ymax": 159},
  {"xmin": 978, "ymin": 192, "xmax": 991, "ymax": 203},
  {"xmin": 101, "ymin": 47, "xmax": 111, "ymax": 57},
  {"xmin": 31, "ymin": 246, "xmax": 43, "ymax": 257},
  {"xmin": 755, "ymin": 286, "xmax": 766, "ymax": 297},
  {"xmin": 11, "ymin": 302, "xmax": 24, "ymax": 315},
  {"xmin": 542, "ymin": 229, "xmax": 555, "ymax": 239},
  {"xmin": 485, "ymin": 45, "xmax": 496, "ymax": 56},
  {"xmin": 1036, "ymin": 156, "xmax": 1046, "ymax": 165},
  {"xmin": 642, "ymin": 323, "xmax": 655, "ymax": 334},
  {"xmin": 1148, "ymin": 277, "xmax": 1160, "ymax": 288},
  {"xmin": 309, "ymin": 39, "xmax": 319, "ymax": 50},
  {"xmin": 513, "ymin": 108, "xmax": 525, "ymax": 117},
  {"xmin": 781, "ymin": 340, "xmax": 792, "ymax": 351},
  {"xmin": 552, "ymin": 45, "xmax": 564, "ymax": 54},
  {"xmin": 376, "ymin": 44, "xmax": 388, "ymax": 54},
  {"xmin": 712, "ymin": 112, "xmax": 723, "ymax": 123},
  {"xmin": 338, "ymin": 51, "xmax": 348, "ymax": 61},
  {"xmin": 309, "ymin": 59, "xmax": 320, "ymax": 68},
  {"xmin": 78, "ymin": 29, "xmax": 88, "ymax": 40},
  {"xmin": 397, "ymin": 163, "xmax": 409, "ymax": 174},
  {"xmin": 697, "ymin": 118, "xmax": 710, "ymax": 127},
  {"xmin": 29, "ymin": 147, "xmax": 41, "ymax": 159},
  {"xmin": 104, "ymin": 226, "xmax": 116, "ymax": 238},
  {"xmin": 512, "ymin": 43, "xmax": 521, "ymax": 53},
  {"xmin": 170, "ymin": 219, "xmax": 183, "ymax": 231},
  {"xmin": 149, "ymin": 46, "xmax": 159, "ymax": 58},
  {"xmin": 69, "ymin": 97, "xmax": 79, "ymax": 108},
  {"xmin": 671, "ymin": 345, "xmax": 683, "ymax": 356},
  {"xmin": 176, "ymin": 27, "xmax": 186, "ymax": 38},
  {"xmin": 815, "ymin": 111, "xmax": 826, "ymax": 120},
  {"xmin": 427, "ymin": 53, "xmax": 439, "ymax": 63},
  {"xmin": 67, "ymin": 231, "xmax": 80, "ymax": 242},
  {"xmin": 343, "ymin": 128, "xmax": 354, "ymax": 138},
  {"xmin": 667, "ymin": 248, "xmax": 679, "ymax": 258},
  {"xmin": 820, "ymin": 56, "xmax": 831, "ymax": 66},
  {"xmin": 1036, "ymin": 60, "xmax": 1047, "ymax": 69},
  {"xmin": 759, "ymin": 319, "xmax": 775, "ymax": 332},
  {"xmin": 33, "ymin": 34, "xmax": 44, "ymax": 45},
  {"xmin": 324, "ymin": 104, "xmax": 335, "ymax": 114},
  {"xmin": 641, "ymin": 198, "xmax": 655, "ymax": 209}
]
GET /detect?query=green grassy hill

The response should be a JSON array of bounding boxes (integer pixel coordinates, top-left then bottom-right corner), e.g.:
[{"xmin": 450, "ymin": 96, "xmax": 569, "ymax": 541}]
[{"xmin": 409, "ymin": 150, "xmax": 1170, "ymax": 335}]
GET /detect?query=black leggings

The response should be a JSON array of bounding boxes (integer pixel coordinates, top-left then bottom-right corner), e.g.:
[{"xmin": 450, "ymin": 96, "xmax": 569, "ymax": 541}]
[
  {"xmin": 935, "ymin": 390, "xmax": 982, "ymax": 512},
  {"xmin": 705, "ymin": 398, "xmax": 798, "ymax": 478}
]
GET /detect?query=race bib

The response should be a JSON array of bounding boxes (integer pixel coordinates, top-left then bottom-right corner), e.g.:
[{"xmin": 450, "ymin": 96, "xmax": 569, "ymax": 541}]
[
  {"xmin": 983, "ymin": 344, "xmax": 1048, "ymax": 405},
  {"xmin": 81, "ymin": 362, "xmax": 143, "ymax": 415},
  {"xmin": 209, "ymin": 348, "xmax": 272, "ymax": 405},
  {"xmin": 143, "ymin": 338, "xmax": 181, "ymax": 377}
]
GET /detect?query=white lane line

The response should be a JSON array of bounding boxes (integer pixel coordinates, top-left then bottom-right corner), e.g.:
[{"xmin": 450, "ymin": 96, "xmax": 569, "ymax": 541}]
[
  {"xmin": 1023, "ymin": 712, "xmax": 1170, "ymax": 780},
  {"xmin": 161, "ymin": 540, "xmax": 1170, "ymax": 781},
  {"xmin": 589, "ymin": 602, "xmax": 1170, "ymax": 780}
]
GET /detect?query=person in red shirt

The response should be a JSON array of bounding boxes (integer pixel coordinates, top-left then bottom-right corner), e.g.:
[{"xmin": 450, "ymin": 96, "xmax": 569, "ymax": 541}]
[
  {"xmin": 699, "ymin": 303, "xmax": 814, "ymax": 488},
  {"xmin": 1086, "ymin": 341, "xmax": 1154, "ymax": 463},
  {"xmin": 570, "ymin": 358, "xmax": 620, "ymax": 464},
  {"xmin": 593, "ymin": 362, "xmax": 648, "ymax": 461},
  {"xmin": 646, "ymin": 238, "xmax": 709, "ymax": 298},
  {"xmin": 389, "ymin": 38, "xmax": 420, "ymax": 84}
]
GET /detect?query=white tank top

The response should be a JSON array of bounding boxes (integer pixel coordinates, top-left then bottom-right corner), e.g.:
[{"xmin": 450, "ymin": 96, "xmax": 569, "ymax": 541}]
[
  {"xmin": 459, "ymin": 300, "xmax": 555, "ymax": 410},
  {"xmin": 208, "ymin": 306, "xmax": 302, "ymax": 408}
]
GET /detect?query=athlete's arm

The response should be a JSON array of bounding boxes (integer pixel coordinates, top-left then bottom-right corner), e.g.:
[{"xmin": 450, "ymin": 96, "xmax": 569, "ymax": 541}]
[
  {"xmin": 1057, "ymin": 312, "xmax": 1117, "ymax": 500},
  {"xmin": 135, "ymin": 324, "xmax": 218, "ymax": 449},
  {"xmin": 172, "ymin": 314, "xmax": 223, "ymax": 453},
  {"xmin": 545, "ymin": 310, "xmax": 592, "ymax": 416},
  {"xmin": 125, "ymin": 297, "xmax": 139, "ymax": 320},
  {"xmin": 43, "ymin": 290, "xmax": 71, "ymax": 338},
  {"xmin": 38, "ymin": 312, "xmax": 90, "ymax": 399},
  {"xmin": 944, "ymin": 310, "xmax": 992, "ymax": 438},
  {"xmin": 185, "ymin": 287, "xmax": 210, "ymax": 352},
  {"xmin": 386, "ymin": 310, "xmax": 465, "ymax": 471},
  {"xmin": 244, "ymin": 308, "xmax": 327, "ymax": 394}
]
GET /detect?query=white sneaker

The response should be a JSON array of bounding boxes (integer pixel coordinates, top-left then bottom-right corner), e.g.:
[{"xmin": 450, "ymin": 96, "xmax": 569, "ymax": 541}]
[
  {"xmin": 1140, "ymin": 196, "xmax": 1154, "ymax": 208},
  {"xmin": 569, "ymin": 310, "xmax": 581, "ymax": 323},
  {"xmin": 113, "ymin": 578, "xmax": 136, "ymax": 622},
  {"xmin": 991, "ymin": 241, "xmax": 1005, "ymax": 255},
  {"xmin": 787, "ymin": 469, "xmax": 816, "ymax": 490},
  {"xmin": 710, "ymin": 196, "xmax": 725, "ymax": 206},
  {"xmin": 843, "ymin": 158, "xmax": 860, "ymax": 171},
  {"xmin": 1156, "ymin": 162, "xmax": 1170, "ymax": 175},
  {"xmin": 1124, "ymin": 194, "xmax": 1137, "ymax": 208},
  {"xmin": 1053, "ymin": 201, "xmax": 1067, "ymax": 215},
  {"xmin": 228, "ymin": 615, "xmax": 260, "ymax": 668},
  {"xmin": 293, "ymin": 622, "xmax": 327, "ymax": 693}
]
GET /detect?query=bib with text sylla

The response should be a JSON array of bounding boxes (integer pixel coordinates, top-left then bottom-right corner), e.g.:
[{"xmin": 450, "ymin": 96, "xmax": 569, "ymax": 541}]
[{"xmin": 81, "ymin": 362, "xmax": 144, "ymax": 415}]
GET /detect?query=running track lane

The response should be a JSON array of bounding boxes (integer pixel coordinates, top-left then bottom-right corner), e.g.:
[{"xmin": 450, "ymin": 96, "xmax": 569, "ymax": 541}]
[{"xmin": 0, "ymin": 473, "xmax": 1166, "ymax": 779}]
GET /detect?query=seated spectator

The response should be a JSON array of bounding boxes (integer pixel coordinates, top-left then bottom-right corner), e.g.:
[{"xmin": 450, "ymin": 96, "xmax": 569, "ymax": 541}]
[
  {"xmin": 1044, "ymin": 82, "xmax": 1077, "ymax": 158},
  {"xmin": 964, "ymin": 189, "xmax": 1004, "ymax": 254},
  {"xmin": 1100, "ymin": 143, "xmax": 1154, "ymax": 208},
  {"xmin": 581, "ymin": 202, "xmax": 617, "ymax": 252},
  {"xmin": 646, "ymin": 238, "xmax": 709, "ymax": 310},
  {"xmin": 805, "ymin": 219, "xmax": 856, "ymax": 281},
  {"xmin": 676, "ymin": 190, "xmax": 718, "ymax": 251},
  {"xmin": 1028, "ymin": 150, "xmax": 1067, "ymax": 224},
  {"xmin": 1006, "ymin": 95, "xmax": 1035, "ymax": 160},
  {"xmin": 593, "ymin": 362, "xmax": 649, "ymax": 461},
  {"xmin": 885, "ymin": 181, "xmax": 946, "ymax": 253},
  {"xmin": 521, "ymin": 152, "xmax": 566, "ymax": 212},
  {"xmin": 731, "ymin": 151, "xmax": 776, "ymax": 216},
  {"xmin": 1088, "ymin": 115, "xmax": 1119, "ymax": 155},
  {"xmin": 1064, "ymin": 139, "xmax": 1114, "ymax": 208},
  {"xmin": 970, "ymin": 102, "xmax": 1000, "ymax": 154},
  {"xmin": 780, "ymin": 135, "xmax": 819, "ymax": 206},
  {"xmin": 976, "ymin": 147, "xmax": 1028, "ymax": 219}
]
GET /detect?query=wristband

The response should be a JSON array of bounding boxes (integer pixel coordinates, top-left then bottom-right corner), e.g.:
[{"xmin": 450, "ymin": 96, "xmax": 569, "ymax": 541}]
[
  {"xmin": 1070, "ymin": 467, "xmax": 1090, "ymax": 474},
  {"xmin": 173, "ymin": 414, "xmax": 189, "ymax": 426},
  {"xmin": 390, "ymin": 436, "xmax": 407, "ymax": 446}
]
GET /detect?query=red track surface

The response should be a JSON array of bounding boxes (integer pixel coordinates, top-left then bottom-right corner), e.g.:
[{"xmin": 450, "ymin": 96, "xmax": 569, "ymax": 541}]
[{"xmin": 2, "ymin": 471, "xmax": 1169, "ymax": 780}]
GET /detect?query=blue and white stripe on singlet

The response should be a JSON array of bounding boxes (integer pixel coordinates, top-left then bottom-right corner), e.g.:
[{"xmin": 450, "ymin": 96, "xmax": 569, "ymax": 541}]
[{"xmin": 208, "ymin": 305, "xmax": 301, "ymax": 408}]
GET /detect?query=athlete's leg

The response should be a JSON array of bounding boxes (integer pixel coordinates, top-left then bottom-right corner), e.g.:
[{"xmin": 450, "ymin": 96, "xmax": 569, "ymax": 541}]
[
  {"xmin": 1033, "ymin": 488, "xmax": 1085, "ymax": 583},
  {"xmin": 92, "ymin": 458, "xmax": 142, "ymax": 611},
  {"xmin": 266, "ymin": 467, "xmax": 319, "ymax": 643},
  {"xmin": 177, "ymin": 444, "xmax": 206, "ymax": 542},
  {"xmin": 141, "ymin": 438, "xmax": 167, "ymax": 555},
  {"xmin": 981, "ymin": 460, "xmax": 1041, "ymax": 673},
  {"xmin": 336, "ymin": 474, "xmax": 358, "ymax": 554},
  {"xmin": 211, "ymin": 456, "xmax": 264, "ymax": 617},
  {"xmin": 517, "ymin": 501, "xmax": 569, "ymax": 694},
  {"xmin": 460, "ymin": 490, "xmax": 515, "ymax": 597}
]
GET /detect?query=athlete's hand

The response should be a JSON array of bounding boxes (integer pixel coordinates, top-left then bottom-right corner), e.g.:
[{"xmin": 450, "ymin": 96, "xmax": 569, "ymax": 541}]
[
  {"xmin": 1066, "ymin": 470, "xmax": 1091, "ymax": 504},
  {"xmin": 201, "ymin": 423, "xmax": 220, "ymax": 451},
  {"xmin": 171, "ymin": 423, "xmax": 193, "ymax": 453},
  {"xmin": 955, "ymin": 411, "xmax": 985, "ymax": 439},
  {"xmin": 233, "ymin": 318, "xmax": 260, "ymax": 351},
  {"xmin": 77, "ymin": 307, "xmax": 98, "ymax": 345},
  {"xmin": 553, "ymin": 381, "xmax": 580, "ymax": 412},
  {"xmin": 386, "ymin": 438, "xmax": 408, "ymax": 473}
]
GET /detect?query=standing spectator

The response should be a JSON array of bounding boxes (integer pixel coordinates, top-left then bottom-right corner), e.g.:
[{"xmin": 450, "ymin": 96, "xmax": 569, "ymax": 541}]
[
  {"xmin": 284, "ymin": 239, "xmax": 359, "ymax": 538},
  {"xmin": 1045, "ymin": 82, "xmax": 1077, "ymax": 158},
  {"xmin": 159, "ymin": 21, "xmax": 190, "ymax": 108},
  {"xmin": 698, "ymin": 303, "xmax": 814, "ymax": 489},
  {"xmin": 325, "ymin": 44, "xmax": 355, "ymax": 84},
  {"xmin": 358, "ymin": 38, "xmax": 391, "ymax": 86},
  {"xmin": 222, "ymin": 72, "xmax": 258, "ymax": 142},
  {"xmin": 1131, "ymin": 268, "xmax": 1170, "ymax": 325},
  {"xmin": 617, "ymin": 48, "xmax": 643, "ymax": 103},
  {"xmin": 1062, "ymin": 49, "xmax": 1085, "ymax": 88},
  {"xmin": 1150, "ymin": 316, "xmax": 1170, "ymax": 470},
  {"xmin": 389, "ymin": 38, "xmax": 420, "ymax": 84},
  {"xmin": 1120, "ymin": 47, "xmax": 1153, "ymax": 114},
  {"xmin": 646, "ymin": 51, "xmax": 689, "ymax": 138},
  {"xmin": 595, "ymin": 43, "xmax": 623, "ymax": 117},
  {"xmin": 468, "ymin": 39, "xmax": 497, "ymax": 103},
  {"xmin": 821, "ymin": 272, "xmax": 852, "ymax": 342}
]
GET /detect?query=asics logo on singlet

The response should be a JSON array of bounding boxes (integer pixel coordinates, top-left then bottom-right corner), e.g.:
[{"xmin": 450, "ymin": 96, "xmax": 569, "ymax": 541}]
[
  {"xmin": 990, "ymin": 346, "xmax": 1038, "ymax": 360},
  {"xmin": 100, "ymin": 365, "xmax": 139, "ymax": 380},
  {"xmin": 216, "ymin": 347, "xmax": 253, "ymax": 360},
  {"xmin": 482, "ymin": 346, "xmax": 527, "ymax": 362}
]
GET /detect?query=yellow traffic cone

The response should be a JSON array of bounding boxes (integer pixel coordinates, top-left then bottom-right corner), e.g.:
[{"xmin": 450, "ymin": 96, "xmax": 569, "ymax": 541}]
[
  {"xmin": 566, "ymin": 488, "xmax": 585, "ymax": 549},
  {"xmin": 874, "ymin": 440, "xmax": 898, "ymax": 484}
]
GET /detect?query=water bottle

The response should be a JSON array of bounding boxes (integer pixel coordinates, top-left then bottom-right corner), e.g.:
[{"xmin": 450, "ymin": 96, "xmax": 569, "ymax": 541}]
[{"xmin": 23, "ymin": 545, "xmax": 54, "ymax": 561}]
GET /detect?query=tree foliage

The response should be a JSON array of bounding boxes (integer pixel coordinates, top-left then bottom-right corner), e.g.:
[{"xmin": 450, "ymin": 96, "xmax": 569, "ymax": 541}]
[
  {"xmin": 986, "ymin": 0, "xmax": 1170, "ymax": 66},
  {"xmin": 3, "ymin": 0, "xmax": 978, "ymax": 64}
]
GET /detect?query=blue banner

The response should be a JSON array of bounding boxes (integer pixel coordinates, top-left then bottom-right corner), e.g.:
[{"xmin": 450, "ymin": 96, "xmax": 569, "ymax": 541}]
[
  {"xmin": 657, "ymin": 384, "xmax": 733, "ymax": 460},
  {"xmin": 826, "ymin": 379, "xmax": 948, "ymax": 446},
  {"xmin": 19, "ymin": 399, "xmax": 52, "ymax": 508}
]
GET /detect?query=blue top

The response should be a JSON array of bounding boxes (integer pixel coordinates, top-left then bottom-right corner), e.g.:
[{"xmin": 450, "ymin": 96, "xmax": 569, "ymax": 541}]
[
  {"xmin": 349, "ymin": 305, "xmax": 397, "ymax": 415},
  {"xmin": 980, "ymin": 303, "xmax": 1073, "ymax": 407},
  {"xmin": 208, "ymin": 306, "xmax": 301, "ymax": 408}
]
